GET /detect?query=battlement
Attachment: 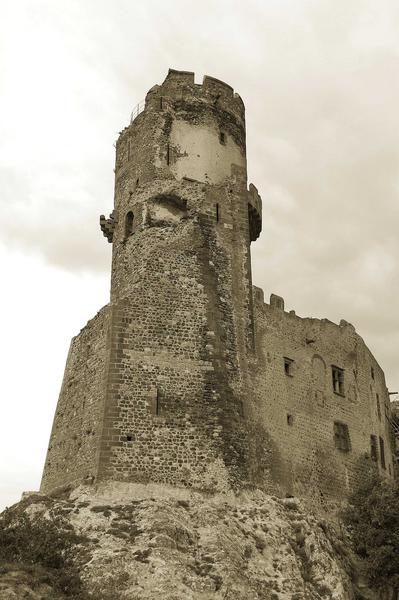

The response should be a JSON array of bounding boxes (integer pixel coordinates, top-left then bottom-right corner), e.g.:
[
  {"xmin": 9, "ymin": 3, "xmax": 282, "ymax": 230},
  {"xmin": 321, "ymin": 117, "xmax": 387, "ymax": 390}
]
[
  {"xmin": 162, "ymin": 69, "xmax": 237, "ymax": 99},
  {"xmin": 141, "ymin": 69, "xmax": 245, "ymax": 124},
  {"xmin": 253, "ymin": 288, "xmax": 358, "ymax": 335}
]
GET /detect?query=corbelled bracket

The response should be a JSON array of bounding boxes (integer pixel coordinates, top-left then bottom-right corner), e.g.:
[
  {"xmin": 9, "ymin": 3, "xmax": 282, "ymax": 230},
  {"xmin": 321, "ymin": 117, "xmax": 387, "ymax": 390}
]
[{"xmin": 100, "ymin": 211, "xmax": 116, "ymax": 243}]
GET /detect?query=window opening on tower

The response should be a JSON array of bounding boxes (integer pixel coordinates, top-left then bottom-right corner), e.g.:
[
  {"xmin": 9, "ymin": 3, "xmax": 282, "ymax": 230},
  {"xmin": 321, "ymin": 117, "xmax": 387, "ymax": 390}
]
[
  {"xmin": 125, "ymin": 211, "xmax": 134, "ymax": 238},
  {"xmin": 284, "ymin": 357, "xmax": 294, "ymax": 376},
  {"xmin": 216, "ymin": 203, "xmax": 220, "ymax": 222}
]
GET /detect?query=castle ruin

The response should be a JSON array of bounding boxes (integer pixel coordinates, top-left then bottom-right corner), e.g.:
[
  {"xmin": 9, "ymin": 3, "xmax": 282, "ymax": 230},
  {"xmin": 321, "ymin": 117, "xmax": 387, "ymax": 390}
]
[{"xmin": 40, "ymin": 69, "xmax": 395, "ymax": 506}]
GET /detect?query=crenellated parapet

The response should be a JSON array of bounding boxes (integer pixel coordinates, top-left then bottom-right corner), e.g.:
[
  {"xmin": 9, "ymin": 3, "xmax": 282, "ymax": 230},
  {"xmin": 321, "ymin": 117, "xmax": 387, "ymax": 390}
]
[{"xmin": 142, "ymin": 69, "xmax": 245, "ymax": 128}]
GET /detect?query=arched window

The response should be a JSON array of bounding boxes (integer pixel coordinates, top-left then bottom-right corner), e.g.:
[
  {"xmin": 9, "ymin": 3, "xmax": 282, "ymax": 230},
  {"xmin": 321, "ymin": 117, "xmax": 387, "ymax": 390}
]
[{"xmin": 125, "ymin": 211, "xmax": 134, "ymax": 238}]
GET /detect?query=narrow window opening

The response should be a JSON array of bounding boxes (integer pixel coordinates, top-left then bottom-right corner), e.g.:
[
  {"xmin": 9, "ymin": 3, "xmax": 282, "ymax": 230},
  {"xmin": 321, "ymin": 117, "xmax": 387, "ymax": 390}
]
[
  {"xmin": 379, "ymin": 436, "xmax": 386, "ymax": 469},
  {"xmin": 125, "ymin": 211, "xmax": 134, "ymax": 238},
  {"xmin": 238, "ymin": 400, "xmax": 244, "ymax": 417},
  {"xmin": 334, "ymin": 421, "xmax": 351, "ymax": 452},
  {"xmin": 156, "ymin": 389, "xmax": 160, "ymax": 416},
  {"xmin": 287, "ymin": 414, "xmax": 294, "ymax": 426},
  {"xmin": 332, "ymin": 366, "xmax": 345, "ymax": 396},
  {"xmin": 284, "ymin": 357, "xmax": 294, "ymax": 377},
  {"xmin": 160, "ymin": 96, "xmax": 163, "ymax": 109},
  {"xmin": 377, "ymin": 394, "xmax": 381, "ymax": 421},
  {"xmin": 166, "ymin": 143, "xmax": 170, "ymax": 165},
  {"xmin": 136, "ymin": 178, "xmax": 139, "ymax": 188},
  {"xmin": 216, "ymin": 203, "xmax": 220, "ymax": 222},
  {"xmin": 219, "ymin": 131, "xmax": 226, "ymax": 145},
  {"xmin": 370, "ymin": 435, "xmax": 378, "ymax": 461},
  {"xmin": 371, "ymin": 366, "xmax": 375, "ymax": 380}
]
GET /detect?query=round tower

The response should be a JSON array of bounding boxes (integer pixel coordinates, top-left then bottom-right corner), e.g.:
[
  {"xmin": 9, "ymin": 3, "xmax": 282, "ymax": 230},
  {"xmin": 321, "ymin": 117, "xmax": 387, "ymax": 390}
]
[{"xmin": 98, "ymin": 69, "xmax": 262, "ymax": 490}]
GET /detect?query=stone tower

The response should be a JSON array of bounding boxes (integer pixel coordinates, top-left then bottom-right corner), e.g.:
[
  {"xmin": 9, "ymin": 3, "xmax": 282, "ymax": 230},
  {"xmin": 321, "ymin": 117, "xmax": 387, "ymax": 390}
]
[{"xmin": 40, "ymin": 69, "xmax": 262, "ymax": 494}]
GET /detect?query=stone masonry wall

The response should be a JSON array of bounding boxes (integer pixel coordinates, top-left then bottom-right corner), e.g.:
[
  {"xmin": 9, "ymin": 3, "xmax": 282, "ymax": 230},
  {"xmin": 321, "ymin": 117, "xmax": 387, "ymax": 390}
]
[
  {"xmin": 249, "ymin": 288, "xmax": 395, "ymax": 509},
  {"xmin": 40, "ymin": 306, "xmax": 110, "ymax": 493}
]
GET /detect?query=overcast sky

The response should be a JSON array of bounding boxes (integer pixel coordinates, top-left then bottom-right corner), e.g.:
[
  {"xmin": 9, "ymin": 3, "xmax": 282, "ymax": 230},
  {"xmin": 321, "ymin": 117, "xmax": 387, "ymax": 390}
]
[{"xmin": 1, "ymin": 0, "xmax": 398, "ymax": 510}]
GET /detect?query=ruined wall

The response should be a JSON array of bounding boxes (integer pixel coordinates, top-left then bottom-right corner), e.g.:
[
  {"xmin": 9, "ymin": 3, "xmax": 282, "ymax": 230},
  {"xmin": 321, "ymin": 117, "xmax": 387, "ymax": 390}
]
[
  {"xmin": 40, "ymin": 69, "xmax": 395, "ymax": 504},
  {"xmin": 40, "ymin": 307, "xmax": 110, "ymax": 493},
  {"xmin": 249, "ymin": 288, "xmax": 395, "ymax": 508}
]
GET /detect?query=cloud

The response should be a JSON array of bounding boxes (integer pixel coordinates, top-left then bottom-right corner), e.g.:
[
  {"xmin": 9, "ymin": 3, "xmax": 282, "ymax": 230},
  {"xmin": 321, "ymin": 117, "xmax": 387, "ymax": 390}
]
[{"xmin": 0, "ymin": 0, "xmax": 398, "ymax": 391}]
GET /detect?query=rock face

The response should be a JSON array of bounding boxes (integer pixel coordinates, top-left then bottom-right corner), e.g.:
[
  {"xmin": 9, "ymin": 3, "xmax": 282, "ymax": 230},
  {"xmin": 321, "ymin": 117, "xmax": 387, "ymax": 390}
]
[{"xmin": 0, "ymin": 485, "xmax": 371, "ymax": 600}]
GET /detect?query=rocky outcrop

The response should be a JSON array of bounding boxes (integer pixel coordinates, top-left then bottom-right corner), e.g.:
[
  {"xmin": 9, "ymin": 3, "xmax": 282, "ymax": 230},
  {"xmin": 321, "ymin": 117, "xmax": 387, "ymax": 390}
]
[{"xmin": 0, "ymin": 485, "xmax": 375, "ymax": 599}]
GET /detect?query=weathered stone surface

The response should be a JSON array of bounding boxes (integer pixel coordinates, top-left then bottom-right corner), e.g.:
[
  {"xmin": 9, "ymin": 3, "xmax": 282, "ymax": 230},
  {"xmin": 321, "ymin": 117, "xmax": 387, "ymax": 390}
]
[{"xmin": 0, "ymin": 487, "xmax": 373, "ymax": 599}]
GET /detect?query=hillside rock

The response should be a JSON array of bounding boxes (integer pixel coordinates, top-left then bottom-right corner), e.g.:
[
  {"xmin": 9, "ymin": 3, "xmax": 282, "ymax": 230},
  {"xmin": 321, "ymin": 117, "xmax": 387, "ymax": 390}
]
[{"xmin": 0, "ymin": 485, "xmax": 372, "ymax": 599}]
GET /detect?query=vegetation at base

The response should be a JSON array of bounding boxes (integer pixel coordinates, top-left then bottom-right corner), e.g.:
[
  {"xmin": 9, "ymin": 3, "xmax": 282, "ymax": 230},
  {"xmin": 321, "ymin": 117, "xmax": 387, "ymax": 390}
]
[
  {"xmin": 342, "ymin": 468, "xmax": 399, "ymax": 591},
  {"xmin": 0, "ymin": 503, "xmax": 88, "ymax": 598}
]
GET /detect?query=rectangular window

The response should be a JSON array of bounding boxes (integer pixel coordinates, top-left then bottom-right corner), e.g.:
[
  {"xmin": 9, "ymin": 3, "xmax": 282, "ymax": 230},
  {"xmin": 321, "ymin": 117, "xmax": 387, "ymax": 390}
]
[
  {"xmin": 216, "ymin": 203, "xmax": 220, "ymax": 222},
  {"xmin": 379, "ymin": 436, "xmax": 386, "ymax": 469},
  {"xmin": 334, "ymin": 421, "xmax": 351, "ymax": 452},
  {"xmin": 332, "ymin": 366, "xmax": 345, "ymax": 396},
  {"xmin": 284, "ymin": 357, "xmax": 294, "ymax": 376},
  {"xmin": 370, "ymin": 435, "xmax": 378, "ymax": 461},
  {"xmin": 219, "ymin": 131, "xmax": 226, "ymax": 144},
  {"xmin": 371, "ymin": 366, "xmax": 375, "ymax": 380}
]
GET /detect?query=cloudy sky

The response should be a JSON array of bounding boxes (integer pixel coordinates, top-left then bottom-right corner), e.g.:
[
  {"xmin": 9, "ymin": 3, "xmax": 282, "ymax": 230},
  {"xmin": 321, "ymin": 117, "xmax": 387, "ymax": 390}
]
[{"xmin": 1, "ymin": 0, "xmax": 398, "ymax": 509}]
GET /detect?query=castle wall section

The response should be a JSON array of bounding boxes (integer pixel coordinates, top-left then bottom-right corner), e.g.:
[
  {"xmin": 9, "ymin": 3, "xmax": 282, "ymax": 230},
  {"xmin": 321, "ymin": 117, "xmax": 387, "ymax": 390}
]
[
  {"xmin": 250, "ymin": 288, "xmax": 394, "ymax": 507},
  {"xmin": 40, "ymin": 306, "xmax": 110, "ymax": 493}
]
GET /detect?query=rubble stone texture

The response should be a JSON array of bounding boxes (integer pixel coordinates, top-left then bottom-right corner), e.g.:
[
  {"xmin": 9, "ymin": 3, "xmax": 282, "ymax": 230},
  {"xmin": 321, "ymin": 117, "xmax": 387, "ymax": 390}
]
[
  {"xmin": 40, "ymin": 69, "xmax": 395, "ymax": 510},
  {"xmin": 0, "ymin": 489, "xmax": 367, "ymax": 600}
]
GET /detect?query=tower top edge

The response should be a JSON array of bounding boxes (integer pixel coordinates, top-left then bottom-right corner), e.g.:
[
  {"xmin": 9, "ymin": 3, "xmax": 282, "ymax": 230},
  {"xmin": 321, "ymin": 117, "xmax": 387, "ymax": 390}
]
[
  {"xmin": 164, "ymin": 69, "xmax": 234, "ymax": 94},
  {"xmin": 161, "ymin": 69, "xmax": 243, "ymax": 106},
  {"xmin": 123, "ymin": 69, "xmax": 246, "ymax": 134}
]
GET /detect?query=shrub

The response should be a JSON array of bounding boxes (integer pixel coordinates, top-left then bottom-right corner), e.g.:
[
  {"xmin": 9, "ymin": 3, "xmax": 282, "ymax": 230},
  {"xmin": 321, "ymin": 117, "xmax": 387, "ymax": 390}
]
[
  {"xmin": 0, "ymin": 506, "xmax": 88, "ymax": 598},
  {"xmin": 342, "ymin": 470, "xmax": 399, "ymax": 591}
]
